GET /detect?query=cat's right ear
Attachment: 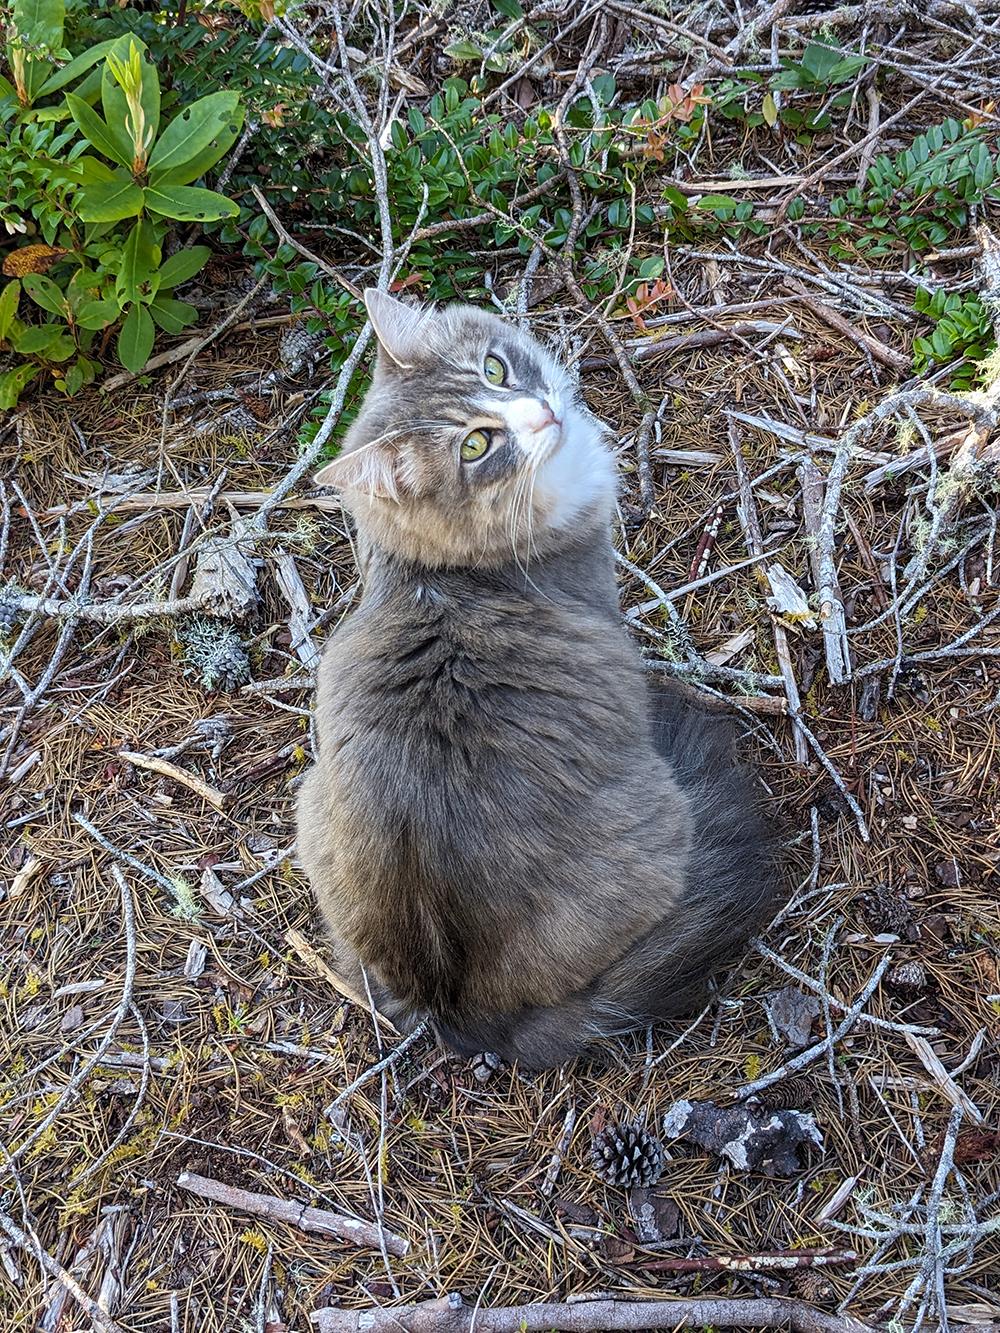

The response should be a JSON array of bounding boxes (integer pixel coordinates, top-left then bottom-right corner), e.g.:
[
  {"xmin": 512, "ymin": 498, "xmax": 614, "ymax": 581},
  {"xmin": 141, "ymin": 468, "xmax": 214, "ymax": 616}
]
[
  {"xmin": 364, "ymin": 288, "xmax": 425, "ymax": 369},
  {"xmin": 314, "ymin": 441, "xmax": 403, "ymax": 502}
]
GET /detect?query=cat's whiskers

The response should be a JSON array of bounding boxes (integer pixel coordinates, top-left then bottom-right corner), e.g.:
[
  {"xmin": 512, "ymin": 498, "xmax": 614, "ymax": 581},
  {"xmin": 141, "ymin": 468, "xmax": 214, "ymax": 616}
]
[{"xmin": 507, "ymin": 455, "xmax": 544, "ymax": 595}]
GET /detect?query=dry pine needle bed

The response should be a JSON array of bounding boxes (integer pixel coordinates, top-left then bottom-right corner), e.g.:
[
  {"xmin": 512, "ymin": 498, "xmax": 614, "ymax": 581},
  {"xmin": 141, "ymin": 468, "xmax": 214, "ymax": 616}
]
[{"xmin": 2, "ymin": 2, "xmax": 1000, "ymax": 1332}]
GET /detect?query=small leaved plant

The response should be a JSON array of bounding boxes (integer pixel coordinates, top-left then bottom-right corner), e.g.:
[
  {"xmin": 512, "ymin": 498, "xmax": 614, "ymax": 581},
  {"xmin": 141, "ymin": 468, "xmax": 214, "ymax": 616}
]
[
  {"xmin": 911, "ymin": 286, "xmax": 996, "ymax": 390},
  {"xmin": 0, "ymin": 0, "xmax": 242, "ymax": 404}
]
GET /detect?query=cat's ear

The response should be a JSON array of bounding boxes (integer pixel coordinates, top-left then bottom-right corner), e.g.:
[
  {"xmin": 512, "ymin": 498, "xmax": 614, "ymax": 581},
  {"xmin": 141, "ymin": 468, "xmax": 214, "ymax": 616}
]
[
  {"xmin": 314, "ymin": 441, "xmax": 402, "ymax": 501},
  {"xmin": 364, "ymin": 287, "xmax": 424, "ymax": 368}
]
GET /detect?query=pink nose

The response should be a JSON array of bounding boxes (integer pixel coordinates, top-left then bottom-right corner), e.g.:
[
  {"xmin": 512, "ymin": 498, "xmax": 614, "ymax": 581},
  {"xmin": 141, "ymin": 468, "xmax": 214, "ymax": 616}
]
[{"xmin": 530, "ymin": 399, "xmax": 561, "ymax": 433}]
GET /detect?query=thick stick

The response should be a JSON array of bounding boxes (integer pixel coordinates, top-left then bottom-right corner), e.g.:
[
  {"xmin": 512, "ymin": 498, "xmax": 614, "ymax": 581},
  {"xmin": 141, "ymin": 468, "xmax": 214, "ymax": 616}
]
[
  {"xmin": 310, "ymin": 1293, "xmax": 874, "ymax": 1333},
  {"xmin": 176, "ymin": 1171, "xmax": 408, "ymax": 1258}
]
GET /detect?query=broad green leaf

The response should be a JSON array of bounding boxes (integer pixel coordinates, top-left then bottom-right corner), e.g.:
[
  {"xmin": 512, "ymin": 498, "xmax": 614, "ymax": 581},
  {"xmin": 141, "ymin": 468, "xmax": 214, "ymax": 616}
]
[
  {"xmin": 153, "ymin": 109, "xmax": 242, "ymax": 186},
  {"xmin": 11, "ymin": 0, "xmax": 65, "ymax": 101},
  {"xmin": 22, "ymin": 272, "xmax": 67, "ymax": 316},
  {"xmin": 636, "ymin": 256, "xmax": 664, "ymax": 280},
  {"xmin": 0, "ymin": 281, "xmax": 21, "ymax": 341},
  {"xmin": 13, "ymin": 322, "xmax": 65, "ymax": 354},
  {"xmin": 44, "ymin": 333, "xmax": 75, "ymax": 361},
  {"xmin": 143, "ymin": 183, "xmax": 238, "ymax": 221},
  {"xmin": 66, "ymin": 93, "xmax": 131, "ymax": 167},
  {"xmin": 37, "ymin": 37, "xmax": 116, "ymax": 95},
  {"xmin": 0, "ymin": 363, "xmax": 40, "ymax": 409},
  {"xmin": 116, "ymin": 218, "xmax": 159, "ymax": 306},
  {"xmin": 71, "ymin": 155, "xmax": 116, "ymax": 185},
  {"xmin": 697, "ymin": 194, "xmax": 738, "ymax": 211},
  {"xmin": 444, "ymin": 39, "xmax": 483, "ymax": 60},
  {"xmin": 66, "ymin": 266, "xmax": 101, "ymax": 305},
  {"xmin": 13, "ymin": 0, "xmax": 64, "ymax": 47},
  {"xmin": 762, "ymin": 92, "xmax": 778, "ymax": 128},
  {"xmin": 62, "ymin": 358, "xmax": 87, "ymax": 395},
  {"xmin": 800, "ymin": 42, "xmax": 840, "ymax": 83},
  {"xmin": 77, "ymin": 171, "xmax": 145, "ymax": 222},
  {"xmin": 157, "ymin": 245, "xmax": 211, "ymax": 290},
  {"xmin": 931, "ymin": 326, "xmax": 953, "ymax": 359},
  {"xmin": 147, "ymin": 91, "xmax": 240, "ymax": 183},
  {"xmin": 75, "ymin": 297, "xmax": 119, "ymax": 329},
  {"xmin": 117, "ymin": 302, "xmax": 154, "ymax": 372},
  {"xmin": 149, "ymin": 296, "xmax": 198, "ymax": 334},
  {"xmin": 101, "ymin": 35, "xmax": 159, "ymax": 167}
]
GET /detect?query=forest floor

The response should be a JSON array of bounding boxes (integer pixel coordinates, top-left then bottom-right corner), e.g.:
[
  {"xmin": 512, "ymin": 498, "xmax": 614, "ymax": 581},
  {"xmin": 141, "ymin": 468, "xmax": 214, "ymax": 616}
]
[{"xmin": 2, "ymin": 3, "xmax": 1000, "ymax": 1332}]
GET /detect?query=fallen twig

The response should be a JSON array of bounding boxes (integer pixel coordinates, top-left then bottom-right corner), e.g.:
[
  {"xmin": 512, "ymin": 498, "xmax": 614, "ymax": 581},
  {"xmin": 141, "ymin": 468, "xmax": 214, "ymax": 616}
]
[
  {"xmin": 309, "ymin": 1292, "xmax": 875, "ymax": 1332},
  {"xmin": 736, "ymin": 955, "xmax": 892, "ymax": 1099},
  {"xmin": 45, "ymin": 488, "xmax": 343, "ymax": 518},
  {"xmin": 639, "ymin": 1248, "xmax": 858, "ymax": 1274},
  {"xmin": 903, "ymin": 1034, "xmax": 983, "ymax": 1124},
  {"xmin": 0, "ymin": 1209, "xmax": 126, "ymax": 1333},
  {"xmin": 176, "ymin": 1171, "xmax": 408, "ymax": 1257},
  {"xmin": 284, "ymin": 928, "xmax": 398, "ymax": 1034},
  {"xmin": 118, "ymin": 750, "xmax": 231, "ymax": 812}
]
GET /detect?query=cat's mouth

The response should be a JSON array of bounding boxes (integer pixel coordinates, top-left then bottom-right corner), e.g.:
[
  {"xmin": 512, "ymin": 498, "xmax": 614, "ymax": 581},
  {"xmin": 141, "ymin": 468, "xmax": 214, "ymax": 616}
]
[{"xmin": 527, "ymin": 420, "xmax": 564, "ymax": 461}]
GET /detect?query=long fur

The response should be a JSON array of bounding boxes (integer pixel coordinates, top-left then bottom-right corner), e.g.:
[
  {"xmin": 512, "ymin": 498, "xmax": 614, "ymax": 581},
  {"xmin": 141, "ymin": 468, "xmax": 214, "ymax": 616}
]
[{"xmin": 296, "ymin": 293, "xmax": 781, "ymax": 1069}]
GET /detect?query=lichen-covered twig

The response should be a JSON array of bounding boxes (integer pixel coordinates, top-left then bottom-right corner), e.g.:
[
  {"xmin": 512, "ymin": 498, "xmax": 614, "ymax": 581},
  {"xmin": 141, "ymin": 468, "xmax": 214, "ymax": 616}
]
[
  {"xmin": 309, "ymin": 1292, "xmax": 875, "ymax": 1333},
  {"xmin": 176, "ymin": 1171, "xmax": 408, "ymax": 1257}
]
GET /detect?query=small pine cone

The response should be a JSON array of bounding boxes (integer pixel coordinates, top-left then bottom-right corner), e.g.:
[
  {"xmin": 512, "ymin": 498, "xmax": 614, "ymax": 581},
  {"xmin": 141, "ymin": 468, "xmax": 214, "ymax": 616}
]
[
  {"xmin": 889, "ymin": 960, "xmax": 927, "ymax": 992},
  {"xmin": 591, "ymin": 1122, "xmax": 665, "ymax": 1189},
  {"xmin": 860, "ymin": 884, "xmax": 912, "ymax": 935},
  {"xmin": 795, "ymin": 1268, "xmax": 833, "ymax": 1305},
  {"xmin": 755, "ymin": 1075, "xmax": 816, "ymax": 1114}
]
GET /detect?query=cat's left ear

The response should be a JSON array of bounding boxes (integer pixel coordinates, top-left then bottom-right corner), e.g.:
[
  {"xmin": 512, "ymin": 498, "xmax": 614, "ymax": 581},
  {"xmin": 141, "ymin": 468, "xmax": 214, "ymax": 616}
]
[
  {"xmin": 314, "ymin": 441, "xmax": 403, "ymax": 501},
  {"xmin": 364, "ymin": 287, "xmax": 425, "ymax": 368}
]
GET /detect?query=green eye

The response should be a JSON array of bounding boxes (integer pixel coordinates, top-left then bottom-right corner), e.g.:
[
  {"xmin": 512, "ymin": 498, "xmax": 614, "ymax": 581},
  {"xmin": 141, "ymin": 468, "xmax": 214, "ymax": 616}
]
[
  {"xmin": 484, "ymin": 354, "xmax": 506, "ymax": 385},
  {"xmin": 461, "ymin": 429, "xmax": 491, "ymax": 461}
]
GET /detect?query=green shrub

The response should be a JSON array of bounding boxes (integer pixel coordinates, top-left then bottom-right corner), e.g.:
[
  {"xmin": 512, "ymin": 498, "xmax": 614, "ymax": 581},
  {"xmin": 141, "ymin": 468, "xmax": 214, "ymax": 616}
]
[{"xmin": 0, "ymin": 0, "xmax": 242, "ymax": 404}]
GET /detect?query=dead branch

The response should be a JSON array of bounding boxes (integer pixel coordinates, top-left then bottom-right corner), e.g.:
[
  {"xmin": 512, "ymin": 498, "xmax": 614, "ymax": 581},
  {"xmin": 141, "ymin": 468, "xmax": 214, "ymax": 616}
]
[
  {"xmin": 118, "ymin": 750, "xmax": 231, "ymax": 811},
  {"xmin": 728, "ymin": 416, "xmax": 808, "ymax": 763},
  {"xmin": 45, "ymin": 489, "xmax": 342, "ymax": 518},
  {"xmin": 0, "ymin": 1209, "xmax": 126, "ymax": 1333},
  {"xmin": 639, "ymin": 1247, "xmax": 858, "ymax": 1273},
  {"xmin": 736, "ymin": 955, "xmax": 891, "ymax": 1099},
  {"xmin": 309, "ymin": 1293, "xmax": 875, "ymax": 1333},
  {"xmin": 783, "ymin": 283, "xmax": 909, "ymax": 372},
  {"xmin": 176, "ymin": 1171, "xmax": 408, "ymax": 1257},
  {"xmin": 903, "ymin": 1034, "xmax": 983, "ymax": 1124}
]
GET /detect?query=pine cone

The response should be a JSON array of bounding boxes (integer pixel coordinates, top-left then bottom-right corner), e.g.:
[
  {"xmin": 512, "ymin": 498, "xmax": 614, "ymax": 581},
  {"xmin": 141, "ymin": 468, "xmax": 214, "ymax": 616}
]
[
  {"xmin": 591, "ymin": 1122, "xmax": 665, "ymax": 1188},
  {"xmin": 860, "ymin": 884, "xmax": 912, "ymax": 935},
  {"xmin": 795, "ymin": 1268, "xmax": 833, "ymax": 1305},
  {"xmin": 889, "ymin": 960, "xmax": 927, "ymax": 992},
  {"xmin": 178, "ymin": 617, "xmax": 251, "ymax": 692},
  {"xmin": 755, "ymin": 1075, "xmax": 816, "ymax": 1114}
]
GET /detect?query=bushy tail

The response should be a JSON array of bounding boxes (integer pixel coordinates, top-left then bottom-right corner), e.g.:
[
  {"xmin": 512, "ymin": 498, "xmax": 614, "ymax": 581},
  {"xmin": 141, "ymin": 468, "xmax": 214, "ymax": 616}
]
[
  {"xmin": 494, "ymin": 680, "xmax": 782, "ymax": 1067},
  {"xmin": 639, "ymin": 677, "xmax": 781, "ymax": 1001}
]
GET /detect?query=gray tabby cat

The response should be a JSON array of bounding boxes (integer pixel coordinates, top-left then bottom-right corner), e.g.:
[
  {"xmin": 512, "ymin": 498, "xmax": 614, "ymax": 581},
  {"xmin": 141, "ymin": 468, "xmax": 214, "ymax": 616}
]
[{"xmin": 296, "ymin": 289, "xmax": 778, "ymax": 1068}]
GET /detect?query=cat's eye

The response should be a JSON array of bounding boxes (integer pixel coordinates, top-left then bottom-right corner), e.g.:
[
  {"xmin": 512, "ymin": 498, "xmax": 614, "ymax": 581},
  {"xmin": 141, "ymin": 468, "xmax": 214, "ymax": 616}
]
[
  {"xmin": 461, "ymin": 429, "xmax": 491, "ymax": 461},
  {"xmin": 483, "ymin": 354, "xmax": 506, "ymax": 386}
]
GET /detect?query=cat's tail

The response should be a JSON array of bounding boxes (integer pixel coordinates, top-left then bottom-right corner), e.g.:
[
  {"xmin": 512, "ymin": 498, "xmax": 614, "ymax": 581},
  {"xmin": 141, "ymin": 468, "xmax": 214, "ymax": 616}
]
[{"xmin": 488, "ymin": 680, "xmax": 782, "ymax": 1068}]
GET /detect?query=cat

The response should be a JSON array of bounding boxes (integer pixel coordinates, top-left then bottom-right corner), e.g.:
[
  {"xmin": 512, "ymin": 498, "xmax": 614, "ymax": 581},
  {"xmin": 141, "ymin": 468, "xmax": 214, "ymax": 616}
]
[{"xmin": 295, "ymin": 289, "xmax": 779, "ymax": 1068}]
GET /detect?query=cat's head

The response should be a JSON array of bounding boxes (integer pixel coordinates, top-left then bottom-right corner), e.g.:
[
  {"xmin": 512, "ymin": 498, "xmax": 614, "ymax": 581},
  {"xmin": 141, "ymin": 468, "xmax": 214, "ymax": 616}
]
[{"xmin": 314, "ymin": 290, "xmax": 615, "ymax": 568}]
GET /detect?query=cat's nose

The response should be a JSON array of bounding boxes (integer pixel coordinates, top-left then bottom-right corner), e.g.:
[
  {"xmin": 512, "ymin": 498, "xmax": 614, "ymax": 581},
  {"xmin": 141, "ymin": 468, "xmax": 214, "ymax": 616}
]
[{"xmin": 531, "ymin": 398, "xmax": 562, "ymax": 433}]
